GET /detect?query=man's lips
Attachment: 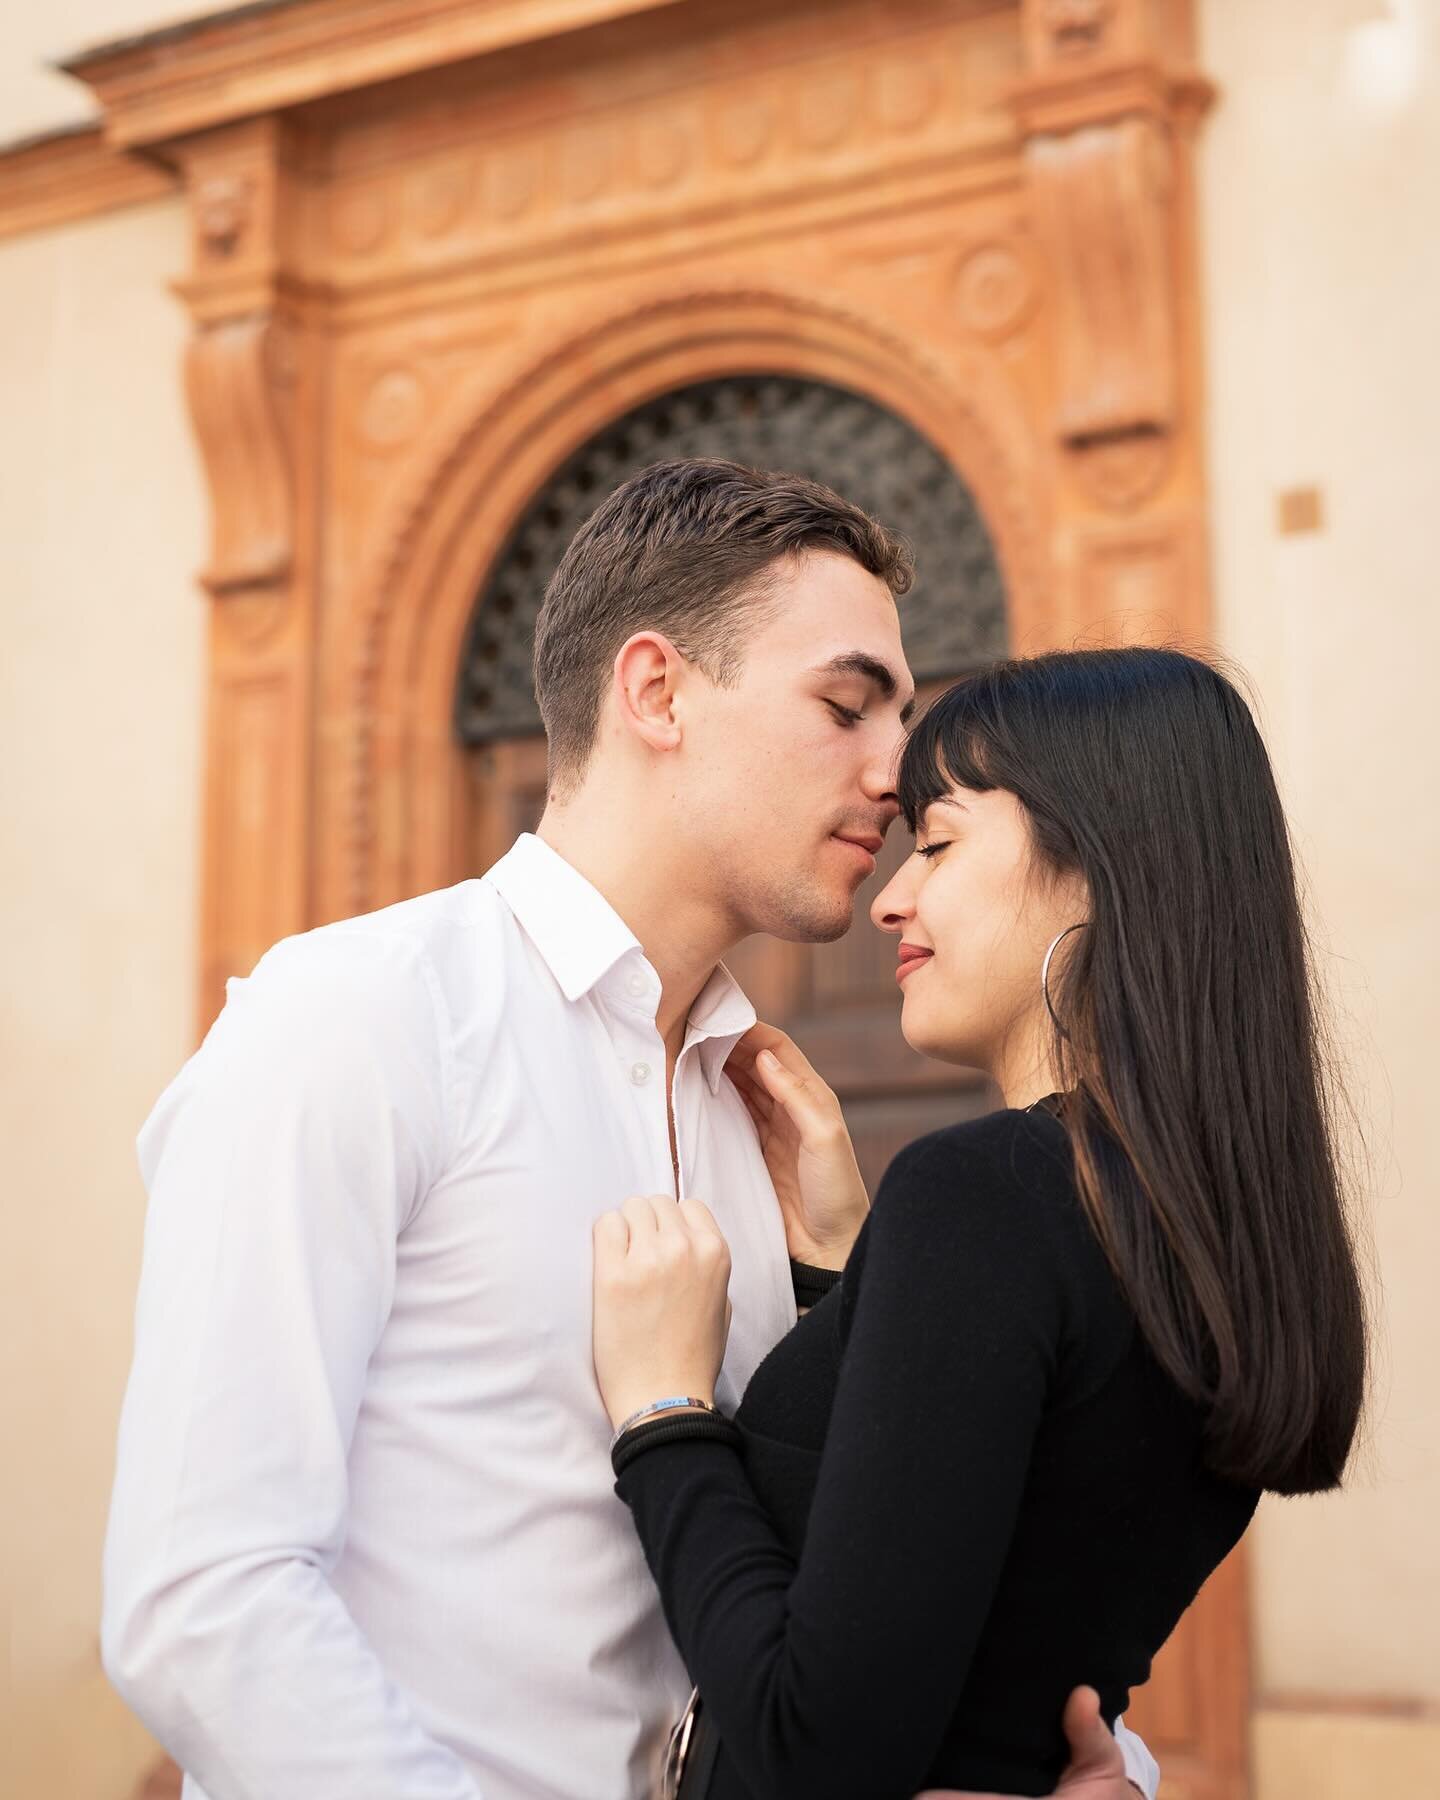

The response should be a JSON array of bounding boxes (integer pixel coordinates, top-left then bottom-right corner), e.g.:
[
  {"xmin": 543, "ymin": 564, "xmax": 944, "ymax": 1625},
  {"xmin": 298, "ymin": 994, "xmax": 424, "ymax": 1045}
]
[
  {"xmin": 896, "ymin": 943, "xmax": 934, "ymax": 984},
  {"xmin": 831, "ymin": 832, "xmax": 883, "ymax": 871}
]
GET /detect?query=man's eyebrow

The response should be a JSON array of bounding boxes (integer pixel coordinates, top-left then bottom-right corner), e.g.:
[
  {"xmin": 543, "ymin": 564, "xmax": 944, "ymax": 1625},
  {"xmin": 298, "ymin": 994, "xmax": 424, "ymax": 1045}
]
[{"xmin": 812, "ymin": 653, "xmax": 918, "ymax": 724}]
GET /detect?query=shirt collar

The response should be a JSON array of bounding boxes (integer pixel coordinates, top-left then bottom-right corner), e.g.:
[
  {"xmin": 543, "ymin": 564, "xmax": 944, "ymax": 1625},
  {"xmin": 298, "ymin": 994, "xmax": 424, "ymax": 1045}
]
[
  {"xmin": 486, "ymin": 834, "xmax": 756, "ymax": 1092},
  {"xmin": 686, "ymin": 962, "xmax": 757, "ymax": 1095},
  {"xmin": 486, "ymin": 833, "xmax": 641, "ymax": 1003}
]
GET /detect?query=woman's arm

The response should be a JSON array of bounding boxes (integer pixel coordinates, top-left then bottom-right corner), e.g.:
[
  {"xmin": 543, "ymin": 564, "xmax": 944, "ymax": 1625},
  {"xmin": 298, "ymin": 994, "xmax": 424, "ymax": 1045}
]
[{"xmin": 615, "ymin": 1115, "xmax": 1080, "ymax": 1800}]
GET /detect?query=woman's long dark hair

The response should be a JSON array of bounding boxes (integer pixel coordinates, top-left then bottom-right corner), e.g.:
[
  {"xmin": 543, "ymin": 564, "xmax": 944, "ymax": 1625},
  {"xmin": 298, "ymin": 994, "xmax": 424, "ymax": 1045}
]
[{"xmin": 899, "ymin": 647, "xmax": 1366, "ymax": 1495}]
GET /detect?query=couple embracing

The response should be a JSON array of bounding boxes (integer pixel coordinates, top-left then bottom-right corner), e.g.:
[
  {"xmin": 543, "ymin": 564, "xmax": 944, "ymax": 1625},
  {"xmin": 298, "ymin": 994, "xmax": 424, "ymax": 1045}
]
[{"xmin": 103, "ymin": 459, "xmax": 1365, "ymax": 1799}]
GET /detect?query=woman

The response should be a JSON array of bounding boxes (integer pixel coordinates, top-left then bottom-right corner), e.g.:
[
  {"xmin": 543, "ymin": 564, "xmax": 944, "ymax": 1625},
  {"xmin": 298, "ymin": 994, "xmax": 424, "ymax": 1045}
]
[{"xmin": 591, "ymin": 648, "xmax": 1367, "ymax": 1800}]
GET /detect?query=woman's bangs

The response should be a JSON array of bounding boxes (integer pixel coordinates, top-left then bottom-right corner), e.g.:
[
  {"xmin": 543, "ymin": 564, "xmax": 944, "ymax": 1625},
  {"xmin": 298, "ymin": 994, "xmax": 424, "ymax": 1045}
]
[{"xmin": 898, "ymin": 685, "xmax": 996, "ymax": 832}]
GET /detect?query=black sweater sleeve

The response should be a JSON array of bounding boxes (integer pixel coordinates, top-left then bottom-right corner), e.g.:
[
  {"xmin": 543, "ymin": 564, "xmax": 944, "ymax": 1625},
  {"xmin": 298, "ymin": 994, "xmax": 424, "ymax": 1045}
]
[{"xmin": 615, "ymin": 1112, "xmax": 1088, "ymax": 1800}]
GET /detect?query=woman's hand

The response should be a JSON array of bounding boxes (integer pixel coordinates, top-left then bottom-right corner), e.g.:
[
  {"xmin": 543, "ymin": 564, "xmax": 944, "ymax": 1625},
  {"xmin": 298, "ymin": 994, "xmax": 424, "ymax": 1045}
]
[
  {"xmin": 592, "ymin": 1194, "xmax": 733, "ymax": 1432},
  {"xmin": 725, "ymin": 1023, "xmax": 870, "ymax": 1270}
]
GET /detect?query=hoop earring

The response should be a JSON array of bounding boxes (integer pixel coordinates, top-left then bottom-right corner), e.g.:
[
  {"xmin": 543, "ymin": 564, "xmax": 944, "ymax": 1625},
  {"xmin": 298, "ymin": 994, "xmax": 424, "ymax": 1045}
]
[{"xmin": 1041, "ymin": 923, "xmax": 1088, "ymax": 1040}]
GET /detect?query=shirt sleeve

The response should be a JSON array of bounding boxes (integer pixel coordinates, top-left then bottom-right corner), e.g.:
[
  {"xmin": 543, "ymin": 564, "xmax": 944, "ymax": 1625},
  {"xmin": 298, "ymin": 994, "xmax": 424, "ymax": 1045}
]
[
  {"xmin": 101, "ymin": 928, "xmax": 483, "ymax": 1800},
  {"xmin": 615, "ymin": 1122, "xmax": 1100, "ymax": 1800}
]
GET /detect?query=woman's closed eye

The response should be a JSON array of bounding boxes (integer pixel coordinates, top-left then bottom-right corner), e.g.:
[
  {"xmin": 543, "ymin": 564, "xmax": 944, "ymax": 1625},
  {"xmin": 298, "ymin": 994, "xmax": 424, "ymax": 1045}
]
[{"xmin": 916, "ymin": 841, "xmax": 952, "ymax": 861}]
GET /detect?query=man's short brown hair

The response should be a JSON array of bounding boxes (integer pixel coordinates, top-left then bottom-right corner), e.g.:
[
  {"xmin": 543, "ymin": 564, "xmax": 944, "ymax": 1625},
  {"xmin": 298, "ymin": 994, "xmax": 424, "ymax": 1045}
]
[{"xmin": 531, "ymin": 457, "xmax": 914, "ymax": 792}]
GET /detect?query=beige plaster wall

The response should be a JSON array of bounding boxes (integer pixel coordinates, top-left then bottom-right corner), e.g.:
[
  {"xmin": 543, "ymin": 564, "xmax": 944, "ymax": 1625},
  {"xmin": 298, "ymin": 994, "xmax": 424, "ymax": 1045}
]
[
  {"xmin": 1200, "ymin": 0, "xmax": 1440, "ymax": 1785},
  {"xmin": 0, "ymin": 196, "xmax": 204, "ymax": 1799}
]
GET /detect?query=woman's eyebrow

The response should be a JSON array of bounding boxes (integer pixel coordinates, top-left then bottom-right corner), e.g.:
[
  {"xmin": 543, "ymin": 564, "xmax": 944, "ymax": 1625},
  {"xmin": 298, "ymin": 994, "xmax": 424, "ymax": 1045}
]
[{"xmin": 809, "ymin": 652, "xmax": 918, "ymax": 723}]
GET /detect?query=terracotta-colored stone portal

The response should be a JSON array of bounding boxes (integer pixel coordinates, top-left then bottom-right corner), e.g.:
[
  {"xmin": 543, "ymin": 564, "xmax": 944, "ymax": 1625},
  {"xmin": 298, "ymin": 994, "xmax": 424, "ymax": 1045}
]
[{"xmin": 71, "ymin": 2, "xmax": 1244, "ymax": 1794}]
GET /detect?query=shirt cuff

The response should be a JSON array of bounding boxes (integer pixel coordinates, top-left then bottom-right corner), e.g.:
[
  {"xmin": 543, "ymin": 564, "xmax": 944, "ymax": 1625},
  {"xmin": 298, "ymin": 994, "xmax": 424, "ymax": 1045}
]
[{"xmin": 1114, "ymin": 1715, "xmax": 1159, "ymax": 1800}]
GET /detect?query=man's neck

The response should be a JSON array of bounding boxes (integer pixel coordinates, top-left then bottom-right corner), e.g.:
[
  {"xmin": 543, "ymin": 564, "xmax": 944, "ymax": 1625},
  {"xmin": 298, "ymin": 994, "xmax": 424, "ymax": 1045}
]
[{"xmin": 535, "ymin": 810, "xmax": 737, "ymax": 1064}]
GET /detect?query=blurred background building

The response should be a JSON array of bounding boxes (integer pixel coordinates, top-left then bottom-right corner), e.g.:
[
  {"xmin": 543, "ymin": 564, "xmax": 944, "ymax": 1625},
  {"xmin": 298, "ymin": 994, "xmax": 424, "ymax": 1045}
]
[{"xmin": 1, "ymin": 2, "xmax": 1436, "ymax": 1796}]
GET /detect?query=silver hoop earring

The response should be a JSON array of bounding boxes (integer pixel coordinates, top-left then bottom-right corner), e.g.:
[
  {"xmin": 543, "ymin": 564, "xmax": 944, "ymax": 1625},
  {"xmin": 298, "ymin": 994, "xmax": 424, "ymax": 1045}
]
[{"xmin": 1041, "ymin": 923, "xmax": 1088, "ymax": 1039}]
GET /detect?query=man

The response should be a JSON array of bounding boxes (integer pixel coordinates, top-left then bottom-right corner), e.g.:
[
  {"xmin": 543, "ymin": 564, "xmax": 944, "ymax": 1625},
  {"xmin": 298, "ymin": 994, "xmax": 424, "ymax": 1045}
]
[{"xmin": 103, "ymin": 459, "xmax": 1158, "ymax": 1799}]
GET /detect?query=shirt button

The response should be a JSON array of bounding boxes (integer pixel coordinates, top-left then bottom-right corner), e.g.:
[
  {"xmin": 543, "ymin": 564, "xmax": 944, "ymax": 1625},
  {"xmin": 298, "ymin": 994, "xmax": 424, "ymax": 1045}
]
[
  {"xmin": 630, "ymin": 1061, "xmax": 651, "ymax": 1086},
  {"xmin": 626, "ymin": 973, "xmax": 648, "ymax": 998}
]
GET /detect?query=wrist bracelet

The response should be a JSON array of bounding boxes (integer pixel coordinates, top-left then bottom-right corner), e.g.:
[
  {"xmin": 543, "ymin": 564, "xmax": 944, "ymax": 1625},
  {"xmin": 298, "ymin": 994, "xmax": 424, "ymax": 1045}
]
[
  {"xmin": 612, "ymin": 1410, "xmax": 742, "ymax": 1479},
  {"xmin": 609, "ymin": 1395, "xmax": 719, "ymax": 1450}
]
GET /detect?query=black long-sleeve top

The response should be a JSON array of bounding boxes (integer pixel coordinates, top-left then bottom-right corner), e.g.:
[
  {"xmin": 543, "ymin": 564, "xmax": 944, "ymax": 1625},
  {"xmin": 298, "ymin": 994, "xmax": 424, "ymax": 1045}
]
[{"xmin": 616, "ymin": 1106, "xmax": 1259, "ymax": 1799}]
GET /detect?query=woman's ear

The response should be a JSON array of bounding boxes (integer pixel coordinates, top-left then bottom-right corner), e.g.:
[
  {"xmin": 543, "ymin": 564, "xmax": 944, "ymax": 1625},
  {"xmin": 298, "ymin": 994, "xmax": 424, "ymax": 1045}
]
[{"xmin": 611, "ymin": 632, "xmax": 685, "ymax": 756}]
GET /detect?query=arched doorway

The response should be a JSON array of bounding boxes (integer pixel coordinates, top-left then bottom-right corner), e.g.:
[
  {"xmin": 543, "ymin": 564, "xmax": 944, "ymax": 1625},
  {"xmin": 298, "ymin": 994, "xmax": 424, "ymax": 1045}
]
[
  {"xmin": 454, "ymin": 374, "xmax": 1009, "ymax": 1182},
  {"xmin": 450, "ymin": 374, "xmax": 1249, "ymax": 1797}
]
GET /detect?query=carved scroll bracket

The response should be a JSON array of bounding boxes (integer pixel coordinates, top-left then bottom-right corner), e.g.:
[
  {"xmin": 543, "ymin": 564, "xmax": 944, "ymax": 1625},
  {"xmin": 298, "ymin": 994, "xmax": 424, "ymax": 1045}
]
[
  {"xmin": 169, "ymin": 118, "xmax": 310, "ymax": 605},
  {"xmin": 184, "ymin": 312, "xmax": 297, "ymax": 600},
  {"xmin": 163, "ymin": 117, "xmax": 317, "ymax": 1023},
  {"xmin": 1011, "ymin": 0, "xmax": 1212, "ymax": 459}
]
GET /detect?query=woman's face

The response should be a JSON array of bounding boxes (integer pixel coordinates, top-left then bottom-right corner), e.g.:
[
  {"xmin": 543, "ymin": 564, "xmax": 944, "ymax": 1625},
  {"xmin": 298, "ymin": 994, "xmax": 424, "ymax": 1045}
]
[{"xmin": 870, "ymin": 785, "xmax": 1088, "ymax": 1072}]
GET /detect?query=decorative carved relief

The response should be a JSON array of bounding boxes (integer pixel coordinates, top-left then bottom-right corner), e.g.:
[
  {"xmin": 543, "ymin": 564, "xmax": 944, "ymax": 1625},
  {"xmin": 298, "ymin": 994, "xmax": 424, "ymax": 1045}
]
[
  {"xmin": 1027, "ymin": 116, "xmax": 1177, "ymax": 441},
  {"xmin": 1042, "ymin": 0, "xmax": 1116, "ymax": 58},
  {"xmin": 332, "ymin": 182, "xmax": 390, "ymax": 254},
  {"xmin": 318, "ymin": 23, "xmax": 993, "ymax": 290},
  {"xmin": 195, "ymin": 173, "xmax": 254, "ymax": 259},
  {"xmin": 412, "ymin": 161, "xmax": 472, "ymax": 237},
  {"xmin": 1069, "ymin": 427, "xmax": 1172, "ymax": 511},
  {"xmin": 185, "ymin": 314, "xmax": 296, "ymax": 598},
  {"xmin": 951, "ymin": 242, "xmax": 1038, "ymax": 340},
  {"xmin": 794, "ymin": 68, "xmax": 862, "ymax": 151},
  {"xmin": 454, "ymin": 376, "xmax": 1007, "ymax": 745},
  {"xmin": 710, "ymin": 91, "xmax": 777, "ymax": 168},
  {"xmin": 355, "ymin": 366, "xmax": 429, "ymax": 449},
  {"xmin": 871, "ymin": 57, "xmax": 942, "ymax": 135}
]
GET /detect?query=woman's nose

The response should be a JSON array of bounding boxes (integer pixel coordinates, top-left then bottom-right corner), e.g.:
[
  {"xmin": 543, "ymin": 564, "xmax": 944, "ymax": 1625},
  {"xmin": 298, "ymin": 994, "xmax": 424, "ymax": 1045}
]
[{"xmin": 871, "ymin": 864, "xmax": 916, "ymax": 933}]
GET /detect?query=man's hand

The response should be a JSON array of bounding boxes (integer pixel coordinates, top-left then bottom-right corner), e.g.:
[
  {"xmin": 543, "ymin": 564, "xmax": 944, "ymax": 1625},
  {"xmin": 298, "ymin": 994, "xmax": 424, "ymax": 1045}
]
[{"xmin": 913, "ymin": 1686, "xmax": 1143, "ymax": 1800}]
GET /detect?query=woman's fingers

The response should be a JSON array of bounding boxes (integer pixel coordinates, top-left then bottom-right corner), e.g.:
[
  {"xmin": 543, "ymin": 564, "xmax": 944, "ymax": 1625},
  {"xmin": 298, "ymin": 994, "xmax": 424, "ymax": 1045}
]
[
  {"xmin": 753, "ymin": 1047, "xmax": 840, "ymax": 1143},
  {"xmin": 677, "ymin": 1195, "xmax": 726, "ymax": 1243},
  {"xmin": 735, "ymin": 1021, "xmax": 823, "ymax": 1088},
  {"xmin": 727, "ymin": 1065, "xmax": 775, "ymax": 1122},
  {"xmin": 620, "ymin": 1193, "xmax": 664, "ymax": 1235},
  {"xmin": 592, "ymin": 1209, "xmax": 630, "ymax": 1259}
]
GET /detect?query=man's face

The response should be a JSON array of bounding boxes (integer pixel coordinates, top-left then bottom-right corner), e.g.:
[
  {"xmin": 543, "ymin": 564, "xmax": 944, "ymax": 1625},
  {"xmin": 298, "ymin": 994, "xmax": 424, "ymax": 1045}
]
[{"xmin": 680, "ymin": 550, "xmax": 916, "ymax": 943}]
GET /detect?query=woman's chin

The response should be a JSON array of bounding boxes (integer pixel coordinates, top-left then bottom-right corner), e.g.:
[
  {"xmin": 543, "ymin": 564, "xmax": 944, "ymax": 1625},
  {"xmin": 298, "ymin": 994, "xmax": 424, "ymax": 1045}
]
[{"xmin": 899, "ymin": 1005, "xmax": 979, "ymax": 1071}]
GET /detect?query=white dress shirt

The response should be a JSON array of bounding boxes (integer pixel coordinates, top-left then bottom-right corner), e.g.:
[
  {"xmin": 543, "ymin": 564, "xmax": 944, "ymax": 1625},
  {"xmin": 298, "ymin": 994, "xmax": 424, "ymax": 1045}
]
[{"xmin": 103, "ymin": 831, "xmax": 1158, "ymax": 1800}]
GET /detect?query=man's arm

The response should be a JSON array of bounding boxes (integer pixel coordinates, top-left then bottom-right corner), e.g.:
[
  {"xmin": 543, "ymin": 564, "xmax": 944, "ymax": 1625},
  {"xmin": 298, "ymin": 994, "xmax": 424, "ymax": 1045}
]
[{"xmin": 102, "ymin": 930, "xmax": 481, "ymax": 1800}]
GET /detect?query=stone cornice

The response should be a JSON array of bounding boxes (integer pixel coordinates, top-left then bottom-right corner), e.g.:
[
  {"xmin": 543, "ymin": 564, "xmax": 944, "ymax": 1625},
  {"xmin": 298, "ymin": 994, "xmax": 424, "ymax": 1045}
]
[
  {"xmin": 61, "ymin": 0, "xmax": 693, "ymax": 153},
  {"xmin": 0, "ymin": 124, "xmax": 179, "ymax": 242}
]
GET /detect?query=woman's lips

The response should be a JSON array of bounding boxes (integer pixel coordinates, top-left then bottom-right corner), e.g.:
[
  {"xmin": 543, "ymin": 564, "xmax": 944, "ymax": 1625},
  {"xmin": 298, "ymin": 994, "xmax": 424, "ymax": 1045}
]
[{"xmin": 896, "ymin": 945, "xmax": 934, "ymax": 985}]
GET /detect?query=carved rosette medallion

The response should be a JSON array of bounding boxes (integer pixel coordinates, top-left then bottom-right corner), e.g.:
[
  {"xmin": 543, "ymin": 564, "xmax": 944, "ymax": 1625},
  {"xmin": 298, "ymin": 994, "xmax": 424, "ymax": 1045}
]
[
  {"xmin": 951, "ymin": 244, "xmax": 1037, "ymax": 340},
  {"xmin": 356, "ymin": 367, "xmax": 428, "ymax": 449}
]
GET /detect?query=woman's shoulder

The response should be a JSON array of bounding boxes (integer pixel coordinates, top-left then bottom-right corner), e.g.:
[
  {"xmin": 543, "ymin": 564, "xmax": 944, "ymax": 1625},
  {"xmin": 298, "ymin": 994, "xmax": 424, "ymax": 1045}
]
[
  {"xmin": 877, "ymin": 1104, "xmax": 1077, "ymax": 1221},
  {"xmin": 854, "ymin": 1104, "xmax": 1112, "ymax": 1323}
]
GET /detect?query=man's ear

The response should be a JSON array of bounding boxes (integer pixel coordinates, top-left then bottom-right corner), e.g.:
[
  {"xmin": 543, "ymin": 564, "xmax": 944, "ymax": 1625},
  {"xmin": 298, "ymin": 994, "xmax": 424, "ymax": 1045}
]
[{"xmin": 611, "ymin": 631, "xmax": 685, "ymax": 755}]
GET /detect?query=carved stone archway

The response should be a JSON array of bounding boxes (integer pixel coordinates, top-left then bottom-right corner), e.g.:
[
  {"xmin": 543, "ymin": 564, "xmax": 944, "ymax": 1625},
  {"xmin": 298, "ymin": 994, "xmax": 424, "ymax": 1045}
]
[{"xmin": 332, "ymin": 282, "xmax": 1051, "ymax": 918}]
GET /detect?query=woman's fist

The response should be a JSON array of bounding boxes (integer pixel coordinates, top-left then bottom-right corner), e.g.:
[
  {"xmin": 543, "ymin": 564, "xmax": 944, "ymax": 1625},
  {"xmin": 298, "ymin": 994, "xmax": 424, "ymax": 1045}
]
[{"xmin": 592, "ymin": 1194, "xmax": 733, "ymax": 1431}]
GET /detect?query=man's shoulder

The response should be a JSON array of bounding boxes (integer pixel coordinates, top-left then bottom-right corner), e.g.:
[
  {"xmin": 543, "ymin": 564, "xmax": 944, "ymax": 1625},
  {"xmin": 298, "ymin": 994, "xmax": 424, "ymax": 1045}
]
[{"xmin": 233, "ymin": 878, "xmax": 511, "ymax": 1038}]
